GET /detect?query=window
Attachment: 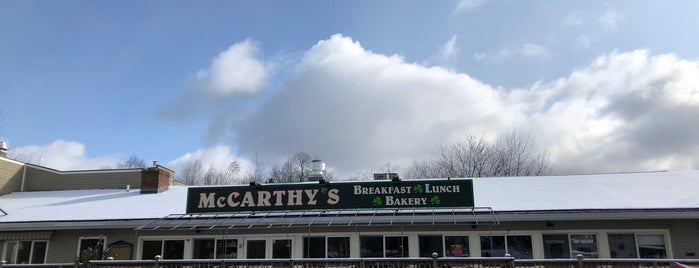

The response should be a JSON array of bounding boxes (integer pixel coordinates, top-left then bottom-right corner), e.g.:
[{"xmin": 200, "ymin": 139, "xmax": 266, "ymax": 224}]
[
  {"xmin": 480, "ymin": 235, "xmax": 532, "ymax": 259},
  {"xmin": 543, "ymin": 234, "xmax": 598, "ymax": 259},
  {"xmin": 608, "ymin": 234, "xmax": 637, "ymax": 258},
  {"xmin": 246, "ymin": 240, "xmax": 266, "ymax": 259},
  {"xmin": 2, "ymin": 241, "xmax": 48, "ymax": 264},
  {"xmin": 216, "ymin": 239, "xmax": 238, "ymax": 258},
  {"xmin": 327, "ymin": 237, "xmax": 350, "ymax": 258},
  {"xmin": 360, "ymin": 236, "xmax": 408, "ymax": 258},
  {"xmin": 445, "ymin": 236, "xmax": 470, "ymax": 257},
  {"xmin": 140, "ymin": 240, "xmax": 184, "ymax": 260},
  {"xmin": 543, "ymin": 234, "xmax": 571, "ymax": 258},
  {"xmin": 304, "ymin": 237, "xmax": 325, "ymax": 258},
  {"xmin": 571, "ymin": 234, "xmax": 598, "ymax": 258},
  {"xmin": 78, "ymin": 236, "xmax": 106, "ymax": 259},
  {"xmin": 419, "ymin": 235, "xmax": 444, "ymax": 257},
  {"xmin": 272, "ymin": 239, "xmax": 291, "ymax": 258},
  {"xmin": 480, "ymin": 236, "xmax": 505, "ymax": 257},
  {"xmin": 385, "ymin": 236, "xmax": 408, "ymax": 258},
  {"xmin": 637, "ymin": 234, "xmax": 666, "ymax": 259},
  {"xmin": 607, "ymin": 234, "xmax": 667, "ymax": 259},
  {"xmin": 192, "ymin": 239, "xmax": 215, "ymax": 259},
  {"xmin": 360, "ymin": 236, "xmax": 383, "ymax": 257}
]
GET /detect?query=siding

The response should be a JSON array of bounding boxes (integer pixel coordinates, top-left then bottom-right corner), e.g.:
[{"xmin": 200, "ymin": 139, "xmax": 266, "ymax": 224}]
[
  {"xmin": 45, "ymin": 229, "xmax": 139, "ymax": 263},
  {"xmin": 0, "ymin": 158, "xmax": 24, "ymax": 195},
  {"xmin": 23, "ymin": 167, "xmax": 142, "ymax": 191}
]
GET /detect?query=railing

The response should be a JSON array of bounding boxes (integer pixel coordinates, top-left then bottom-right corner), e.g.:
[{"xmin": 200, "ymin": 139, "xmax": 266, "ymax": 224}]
[{"xmin": 3, "ymin": 257, "xmax": 699, "ymax": 268}]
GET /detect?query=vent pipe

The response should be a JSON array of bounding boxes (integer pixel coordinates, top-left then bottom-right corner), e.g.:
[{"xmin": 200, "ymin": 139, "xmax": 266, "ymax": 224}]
[{"xmin": 0, "ymin": 141, "xmax": 7, "ymax": 157}]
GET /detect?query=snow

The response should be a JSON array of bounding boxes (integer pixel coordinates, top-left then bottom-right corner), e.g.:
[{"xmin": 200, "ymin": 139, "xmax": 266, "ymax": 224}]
[{"xmin": 1, "ymin": 170, "xmax": 698, "ymax": 223}]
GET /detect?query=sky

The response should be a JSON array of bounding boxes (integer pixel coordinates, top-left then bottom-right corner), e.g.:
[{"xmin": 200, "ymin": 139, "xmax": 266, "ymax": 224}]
[{"xmin": 1, "ymin": 0, "xmax": 698, "ymax": 178}]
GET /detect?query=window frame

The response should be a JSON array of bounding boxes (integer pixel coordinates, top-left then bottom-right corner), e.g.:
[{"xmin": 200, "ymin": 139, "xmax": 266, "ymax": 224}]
[
  {"xmin": 139, "ymin": 239, "xmax": 186, "ymax": 260},
  {"xmin": 2, "ymin": 240, "xmax": 49, "ymax": 264},
  {"xmin": 77, "ymin": 236, "xmax": 108, "ymax": 257},
  {"xmin": 480, "ymin": 235, "xmax": 533, "ymax": 258}
]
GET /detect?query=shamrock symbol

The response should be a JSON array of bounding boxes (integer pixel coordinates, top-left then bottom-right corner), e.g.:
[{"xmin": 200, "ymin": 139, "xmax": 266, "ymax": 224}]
[
  {"xmin": 320, "ymin": 187, "xmax": 328, "ymax": 194},
  {"xmin": 413, "ymin": 184, "xmax": 424, "ymax": 193},
  {"xmin": 430, "ymin": 195, "xmax": 441, "ymax": 205},
  {"xmin": 372, "ymin": 197, "xmax": 383, "ymax": 206}
]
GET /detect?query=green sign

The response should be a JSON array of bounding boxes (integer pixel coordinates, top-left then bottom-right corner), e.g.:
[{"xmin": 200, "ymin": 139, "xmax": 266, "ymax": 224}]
[{"xmin": 186, "ymin": 179, "xmax": 474, "ymax": 214}]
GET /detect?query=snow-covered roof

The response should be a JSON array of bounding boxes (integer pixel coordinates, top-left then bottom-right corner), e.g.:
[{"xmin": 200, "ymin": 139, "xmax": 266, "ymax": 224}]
[{"xmin": 1, "ymin": 170, "xmax": 698, "ymax": 225}]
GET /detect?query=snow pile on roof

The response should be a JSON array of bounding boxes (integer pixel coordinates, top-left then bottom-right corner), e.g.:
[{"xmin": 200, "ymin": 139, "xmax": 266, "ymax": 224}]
[{"xmin": 0, "ymin": 170, "xmax": 698, "ymax": 223}]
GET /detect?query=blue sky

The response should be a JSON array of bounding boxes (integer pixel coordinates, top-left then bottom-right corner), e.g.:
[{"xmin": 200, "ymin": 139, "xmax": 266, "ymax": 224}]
[{"xmin": 1, "ymin": 0, "xmax": 699, "ymax": 177}]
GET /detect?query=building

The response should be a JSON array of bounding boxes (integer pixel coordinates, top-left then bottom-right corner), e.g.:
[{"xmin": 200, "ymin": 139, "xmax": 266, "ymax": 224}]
[{"xmin": 1, "ymin": 154, "xmax": 699, "ymax": 264}]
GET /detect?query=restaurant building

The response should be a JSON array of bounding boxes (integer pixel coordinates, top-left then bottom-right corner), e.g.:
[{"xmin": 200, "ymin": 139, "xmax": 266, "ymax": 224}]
[{"xmin": 1, "ymin": 153, "xmax": 699, "ymax": 264}]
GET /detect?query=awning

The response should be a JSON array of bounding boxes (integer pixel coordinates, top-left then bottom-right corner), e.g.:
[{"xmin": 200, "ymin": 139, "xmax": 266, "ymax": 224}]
[
  {"xmin": 135, "ymin": 207, "xmax": 498, "ymax": 231},
  {"xmin": 0, "ymin": 231, "xmax": 53, "ymax": 240}
]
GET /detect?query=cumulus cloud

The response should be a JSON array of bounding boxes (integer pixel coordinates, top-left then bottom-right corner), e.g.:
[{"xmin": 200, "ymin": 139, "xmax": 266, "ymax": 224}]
[
  {"xmin": 511, "ymin": 50, "xmax": 699, "ymax": 174},
  {"xmin": 157, "ymin": 39, "xmax": 272, "ymax": 121},
  {"xmin": 197, "ymin": 39, "xmax": 271, "ymax": 95},
  {"xmin": 230, "ymin": 36, "xmax": 699, "ymax": 176},
  {"xmin": 9, "ymin": 139, "xmax": 120, "ymax": 170},
  {"xmin": 453, "ymin": 0, "xmax": 490, "ymax": 15},
  {"xmin": 234, "ymin": 34, "xmax": 519, "ymax": 175}
]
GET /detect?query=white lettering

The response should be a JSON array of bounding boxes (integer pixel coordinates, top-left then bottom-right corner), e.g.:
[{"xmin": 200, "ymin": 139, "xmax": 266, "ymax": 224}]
[{"xmin": 198, "ymin": 193, "xmax": 216, "ymax": 208}]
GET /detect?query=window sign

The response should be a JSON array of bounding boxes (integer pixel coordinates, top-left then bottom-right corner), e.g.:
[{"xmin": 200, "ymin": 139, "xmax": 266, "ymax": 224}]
[
  {"xmin": 571, "ymin": 234, "xmax": 598, "ymax": 258},
  {"xmin": 445, "ymin": 236, "xmax": 469, "ymax": 257},
  {"xmin": 543, "ymin": 234, "xmax": 570, "ymax": 258},
  {"xmin": 187, "ymin": 179, "xmax": 474, "ymax": 213}
]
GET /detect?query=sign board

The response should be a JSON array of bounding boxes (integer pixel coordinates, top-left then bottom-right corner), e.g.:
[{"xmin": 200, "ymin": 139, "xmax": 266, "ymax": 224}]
[{"xmin": 186, "ymin": 179, "xmax": 474, "ymax": 214}]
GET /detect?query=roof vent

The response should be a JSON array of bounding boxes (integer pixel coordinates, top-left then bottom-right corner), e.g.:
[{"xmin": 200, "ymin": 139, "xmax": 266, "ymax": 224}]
[
  {"xmin": 0, "ymin": 141, "xmax": 7, "ymax": 157},
  {"xmin": 308, "ymin": 160, "xmax": 326, "ymax": 182}
]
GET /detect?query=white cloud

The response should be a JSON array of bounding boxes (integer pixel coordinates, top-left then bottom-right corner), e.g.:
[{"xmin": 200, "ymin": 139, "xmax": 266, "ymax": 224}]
[
  {"xmin": 197, "ymin": 39, "xmax": 271, "ymax": 95},
  {"xmin": 599, "ymin": 9, "xmax": 621, "ymax": 31},
  {"xmin": 233, "ymin": 34, "xmax": 522, "ymax": 175},
  {"xmin": 474, "ymin": 43, "xmax": 549, "ymax": 62},
  {"xmin": 231, "ymin": 36, "xmax": 699, "ymax": 176},
  {"xmin": 157, "ymin": 39, "xmax": 273, "ymax": 121},
  {"xmin": 453, "ymin": 0, "xmax": 490, "ymax": 15},
  {"xmin": 167, "ymin": 145, "xmax": 250, "ymax": 174},
  {"xmin": 9, "ymin": 139, "xmax": 120, "ymax": 170},
  {"xmin": 440, "ymin": 35, "xmax": 460, "ymax": 61}
]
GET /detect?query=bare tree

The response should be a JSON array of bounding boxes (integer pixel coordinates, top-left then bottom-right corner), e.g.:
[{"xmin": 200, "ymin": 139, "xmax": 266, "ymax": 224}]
[
  {"xmin": 177, "ymin": 159, "xmax": 202, "ymax": 185},
  {"xmin": 118, "ymin": 154, "xmax": 146, "ymax": 168},
  {"xmin": 244, "ymin": 152, "xmax": 266, "ymax": 183},
  {"xmin": 269, "ymin": 151, "xmax": 314, "ymax": 183},
  {"xmin": 405, "ymin": 132, "xmax": 549, "ymax": 179}
]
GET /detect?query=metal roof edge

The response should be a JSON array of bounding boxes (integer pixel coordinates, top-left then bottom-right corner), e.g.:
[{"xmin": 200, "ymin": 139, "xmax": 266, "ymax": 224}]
[
  {"xmin": 0, "ymin": 219, "xmax": 155, "ymax": 231},
  {"xmin": 495, "ymin": 208, "xmax": 699, "ymax": 221}
]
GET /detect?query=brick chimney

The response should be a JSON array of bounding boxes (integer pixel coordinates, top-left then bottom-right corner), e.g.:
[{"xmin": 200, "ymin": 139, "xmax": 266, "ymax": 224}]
[{"xmin": 140, "ymin": 165, "xmax": 173, "ymax": 194}]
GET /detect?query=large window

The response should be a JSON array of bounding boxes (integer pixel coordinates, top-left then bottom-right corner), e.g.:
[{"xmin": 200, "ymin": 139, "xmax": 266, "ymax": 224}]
[
  {"xmin": 445, "ymin": 236, "xmax": 470, "ymax": 257},
  {"xmin": 304, "ymin": 236, "xmax": 350, "ymax": 258},
  {"xmin": 480, "ymin": 235, "xmax": 532, "ymax": 259},
  {"xmin": 2, "ymin": 241, "xmax": 48, "ymax": 264},
  {"xmin": 360, "ymin": 236, "xmax": 408, "ymax": 258},
  {"xmin": 543, "ymin": 234, "xmax": 598, "ymax": 259},
  {"xmin": 419, "ymin": 236, "xmax": 444, "ymax": 257},
  {"xmin": 141, "ymin": 240, "xmax": 184, "ymax": 260},
  {"xmin": 608, "ymin": 234, "xmax": 666, "ymax": 259},
  {"xmin": 272, "ymin": 239, "xmax": 291, "ymax": 259},
  {"xmin": 246, "ymin": 240, "xmax": 266, "ymax": 259},
  {"xmin": 78, "ymin": 236, "xmax": 107, "ymax": 259}
]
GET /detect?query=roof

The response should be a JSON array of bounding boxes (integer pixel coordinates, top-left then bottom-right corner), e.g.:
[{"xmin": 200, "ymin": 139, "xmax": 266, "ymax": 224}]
[{"xmin": 1, "ymin": 170, "xmax": 698, "ymax": 227}]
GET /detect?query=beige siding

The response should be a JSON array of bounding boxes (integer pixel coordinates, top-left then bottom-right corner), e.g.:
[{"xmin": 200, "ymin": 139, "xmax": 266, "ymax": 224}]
[
  {"xmin": 45, "ymin": 229, "xmax": 139, "ymax": 263},
  {"xmin": 0, "ymin": 158, "xmax": 24, "ymax": 195},
  {"xmin": 669, "ymin": 219, "xmax": 699, "ymax": 259},
  {"xmin": 24, "ymin": 167, "xmax": 142, "ymax": 191}
]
